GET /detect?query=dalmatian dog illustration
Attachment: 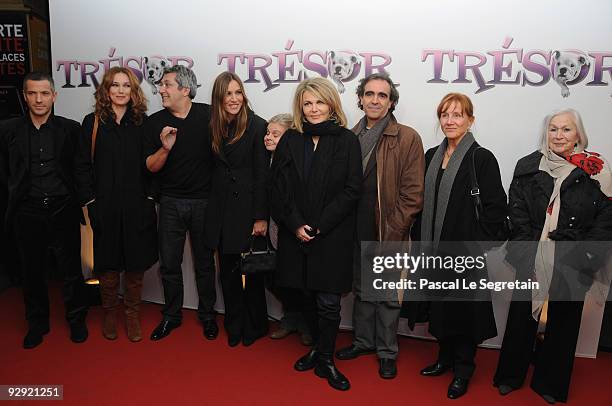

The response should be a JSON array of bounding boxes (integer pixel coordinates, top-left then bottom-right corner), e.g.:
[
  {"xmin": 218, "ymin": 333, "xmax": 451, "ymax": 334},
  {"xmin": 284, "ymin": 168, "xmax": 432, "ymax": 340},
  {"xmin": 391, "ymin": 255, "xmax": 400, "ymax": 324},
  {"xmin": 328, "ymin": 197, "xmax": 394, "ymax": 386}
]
[
  {"xmin": 143, "ymin": 56, "xmax": 170, "ymax": 95},
  {"xmin": 328, "ymin": 51, "xmax": 359, "ymax": 94},
  {"xmin": 551, "ymin": 50, "xmax": 590, "ymax": 98}
]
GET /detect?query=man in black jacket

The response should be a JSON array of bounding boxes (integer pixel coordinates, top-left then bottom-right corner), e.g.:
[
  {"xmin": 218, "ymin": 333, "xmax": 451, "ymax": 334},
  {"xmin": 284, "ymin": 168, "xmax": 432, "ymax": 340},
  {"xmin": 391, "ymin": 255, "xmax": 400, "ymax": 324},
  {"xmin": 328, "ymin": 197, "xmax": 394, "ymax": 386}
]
[{"xmin": 0, "ymin": 72, "xmax": 88, "ymax": 349}]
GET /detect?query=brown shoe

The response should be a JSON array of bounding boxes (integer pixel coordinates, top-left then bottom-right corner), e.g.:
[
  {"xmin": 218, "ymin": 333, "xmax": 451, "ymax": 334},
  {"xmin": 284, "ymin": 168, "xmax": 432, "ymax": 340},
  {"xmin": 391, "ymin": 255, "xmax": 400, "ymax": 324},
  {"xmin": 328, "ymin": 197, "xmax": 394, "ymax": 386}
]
[
  {"xmin": 124, "ymin": 272, "xmax": 144, "ymax": 342},
  {"xmin": 99, "ymin": 271, "xmax": 119, "ymax": 340},
  {"xmin": 300, "ymin": 332, "xmax": 313, "ymax": 346},
  {"xmin": 270, "ymin": 327, "xmax": 295, "ymax": 339}
]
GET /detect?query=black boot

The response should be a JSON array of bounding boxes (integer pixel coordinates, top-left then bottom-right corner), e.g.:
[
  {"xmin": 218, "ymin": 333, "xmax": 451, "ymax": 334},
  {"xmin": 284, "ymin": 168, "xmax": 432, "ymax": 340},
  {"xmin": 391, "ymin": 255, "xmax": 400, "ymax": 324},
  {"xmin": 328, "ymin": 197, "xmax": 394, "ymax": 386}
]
[
  {"xmin": 294, "ymin": 349, "xmax": 318, "ymax": 371},
  {"xmin": 315, "ymin": 353, "xmax": 350, "ymax": 391}
]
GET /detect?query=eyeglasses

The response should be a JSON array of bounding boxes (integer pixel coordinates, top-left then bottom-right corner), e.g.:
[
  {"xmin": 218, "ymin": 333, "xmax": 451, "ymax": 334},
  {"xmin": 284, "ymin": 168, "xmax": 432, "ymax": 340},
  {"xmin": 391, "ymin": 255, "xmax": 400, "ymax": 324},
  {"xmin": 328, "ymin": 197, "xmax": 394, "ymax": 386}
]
[{"xmin": 157, "ymin": 81, "xmax": 177, "ymax": 89}]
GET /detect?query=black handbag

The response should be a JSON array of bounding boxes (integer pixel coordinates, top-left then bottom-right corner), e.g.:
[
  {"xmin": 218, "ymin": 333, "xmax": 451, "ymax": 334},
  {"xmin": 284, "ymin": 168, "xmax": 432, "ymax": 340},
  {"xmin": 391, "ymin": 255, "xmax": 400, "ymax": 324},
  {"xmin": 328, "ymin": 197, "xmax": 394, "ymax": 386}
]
[
  {"xmin": 239, "ymin": 236, "xmax": 276, "ymax": 275},
  {"xmin": 469, "ymin": 146, "xmax": 512, "ymax": 242}
]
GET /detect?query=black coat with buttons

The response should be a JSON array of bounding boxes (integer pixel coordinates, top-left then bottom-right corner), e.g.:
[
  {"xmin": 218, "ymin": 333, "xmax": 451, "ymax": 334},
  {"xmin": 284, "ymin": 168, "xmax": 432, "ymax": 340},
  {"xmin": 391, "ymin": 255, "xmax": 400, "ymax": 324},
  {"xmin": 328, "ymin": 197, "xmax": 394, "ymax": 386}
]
[
  {"xmin": 78, "ymin": 112, "xmax": 158, "ymax": 273},
  {"xmin": 204, "ymin": 112, "xmax": 269, "ymax": 254},
  {"xmin": 505, "ymin": 150, "xmax": 612, "ymax": 277},
  {"xmin": 270, "ymin": 127, "xmax": 362, "ymax": 294}
]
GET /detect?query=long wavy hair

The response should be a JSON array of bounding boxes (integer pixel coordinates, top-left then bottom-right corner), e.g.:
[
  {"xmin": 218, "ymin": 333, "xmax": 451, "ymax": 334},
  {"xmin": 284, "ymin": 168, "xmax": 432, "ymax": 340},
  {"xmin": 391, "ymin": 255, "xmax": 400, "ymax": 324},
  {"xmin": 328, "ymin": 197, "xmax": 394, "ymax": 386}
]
[
  {"xmin": 94, "ymin": 67, "xmax": 147, "ymax": 125},
  {"xmin": 210, "ymin": 72, "xmax": 250, "ymax": 154}
]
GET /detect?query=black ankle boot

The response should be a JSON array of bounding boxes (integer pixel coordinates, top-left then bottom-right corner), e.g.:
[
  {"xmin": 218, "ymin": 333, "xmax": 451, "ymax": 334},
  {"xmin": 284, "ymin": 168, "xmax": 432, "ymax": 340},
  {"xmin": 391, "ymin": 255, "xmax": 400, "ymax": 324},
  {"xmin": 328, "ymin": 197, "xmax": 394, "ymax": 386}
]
[
  {"xmin": 294, "ymin": 349, "xmax": 318, "ymax": 371},
  {"xmin": 314, "ymin": 353, "xmax": 350, "ymax": 391}
]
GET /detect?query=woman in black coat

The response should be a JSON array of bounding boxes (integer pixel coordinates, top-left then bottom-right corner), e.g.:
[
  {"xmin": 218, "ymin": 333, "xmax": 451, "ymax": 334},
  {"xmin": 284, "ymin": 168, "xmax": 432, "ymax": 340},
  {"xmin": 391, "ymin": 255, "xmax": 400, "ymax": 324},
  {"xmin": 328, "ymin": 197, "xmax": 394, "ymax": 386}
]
[
  {"xmin": 409, "ymin": 93, "xmax": 507, "ymax": 400},
  {"xmin": 78, "ymin": 67, "xmax": 158, "ymax": 342},
  {"xmin": 204, "ymin": 72, "xmax": 269, "ymax": 347},
  {"xmin": 494, "ymin": 109, "xmax": 612, "ymax": 404},
  {"xmin": 270, "ymin": 77, "xmax": 362, "ymax": 391}
]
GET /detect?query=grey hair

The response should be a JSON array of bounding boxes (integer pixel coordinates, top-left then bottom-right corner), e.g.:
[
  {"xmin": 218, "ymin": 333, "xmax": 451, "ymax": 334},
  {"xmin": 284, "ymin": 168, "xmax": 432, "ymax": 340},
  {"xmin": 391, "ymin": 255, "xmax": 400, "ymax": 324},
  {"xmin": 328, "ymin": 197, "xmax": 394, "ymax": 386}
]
[
  {"xmin": 268, "ymin": 113, "xmax": 294, "ymax": 129},
  {"xmin": 163, "ymin": 65, "xmax": 198, "ymax": 99},
  {"xmin": 540, "ymin": 108, "xmax": 589, "ymax": 152},
  {"xmin": 23, "ymin": 71, "xmax": 55, "ymax": 92},
  {"xmin": 355, "ymin": 72, "xmax": 399, "ymax": 113}
]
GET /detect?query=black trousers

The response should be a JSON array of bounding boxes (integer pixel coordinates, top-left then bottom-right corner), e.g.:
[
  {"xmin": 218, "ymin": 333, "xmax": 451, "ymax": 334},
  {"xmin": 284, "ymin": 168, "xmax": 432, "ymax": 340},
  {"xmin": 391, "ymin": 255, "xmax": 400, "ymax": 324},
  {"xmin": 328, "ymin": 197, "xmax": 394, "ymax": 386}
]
[
  {"xmin": 158, "ymin": 196, "xmax": 216, "ymax": 323},
  {"xmin": 494, "ymin": 300, "xmax": 584, "ymax": 402},
  {"xmin": 13, "ymin": 196, "xmax": 88, "ymax": 331},
  {"xmin": 436, "ymin": 336, "xmax": 478, "ymax": 379},
  {"xmin": 302, "ymin": 290, "xmax": 341, "ymax": 354},
  {"xmin": 218, "ymin": 252, "xmax": 268, "ymax": 340}
]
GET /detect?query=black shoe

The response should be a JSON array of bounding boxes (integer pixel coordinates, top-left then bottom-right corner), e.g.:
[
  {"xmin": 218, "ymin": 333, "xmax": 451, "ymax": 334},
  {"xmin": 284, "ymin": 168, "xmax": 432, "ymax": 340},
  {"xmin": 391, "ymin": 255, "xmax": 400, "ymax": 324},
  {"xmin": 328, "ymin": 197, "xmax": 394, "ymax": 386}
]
[
  {"xmin": 498, "ymin": 384, "xmax": 515, "ymax": 395},
  {"xmin": 242, "ymin": 336, "xmax": 259, "ymax": 347},
  {"xmin": 314, "ymin": 355, "xmax": 350, "ymax": 391},
  {"xmin": 420, "ymin": 362, "xmax": 450, "ymax": 376},
  {"xmin": 335, "ymin": 345, "xmax": 376, "ymax": 360},
  {"xmin": 203, "ymin": 319, "xmax": 218, "ymax": 340},
  {"xmin": 150, "ymin": 320, "xmax": 180, "ymax": 341},
  {"xmin": 294, "ymin": 349, "xmax": 318, "ymax": 372},
  {"xmin": 70, "ymin": 322, "xmax": 88, "ymax": 343},
  {"xmin": 378, "ymin": 358, "xmax": 397, "ymax": 379},
  {"xmin": 540, "ymin": 394, "xmax": 556, "ymax": 404},
  {"xmin": 228, "ymin": 335, "xmax": 241, "ymax": 347},
  {"xmin": 23, "ymin": 327, "xmax": 50, "ymax": 349},
  {"xmin": 447, "ymin": 377, "xmax": 469, "ymax": 399}
]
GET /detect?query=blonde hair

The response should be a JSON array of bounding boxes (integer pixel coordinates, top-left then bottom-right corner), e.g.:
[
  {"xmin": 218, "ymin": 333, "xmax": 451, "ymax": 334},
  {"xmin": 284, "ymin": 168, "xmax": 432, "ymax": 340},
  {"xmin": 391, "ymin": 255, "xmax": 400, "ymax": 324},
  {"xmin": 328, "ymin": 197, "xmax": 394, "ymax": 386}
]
[
  {"xmin": 292, "ymin": 77, "xmax": 347, "ymax": 132},
  {"xmin": 268, "ymin": 113, "xmax": 294, "ymax": 129}
]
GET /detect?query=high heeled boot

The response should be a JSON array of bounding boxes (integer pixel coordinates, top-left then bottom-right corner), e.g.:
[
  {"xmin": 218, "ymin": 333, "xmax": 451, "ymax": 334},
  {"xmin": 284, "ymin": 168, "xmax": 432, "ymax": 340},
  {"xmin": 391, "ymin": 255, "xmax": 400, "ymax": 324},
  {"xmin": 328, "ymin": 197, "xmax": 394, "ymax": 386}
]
[
  {"xmin": 124, "ymin": 271, "xmax": 144, "ymax": 342},
  {"xmin": 99, "ymin": 271, "xmax": 120, "ymax": 340}
]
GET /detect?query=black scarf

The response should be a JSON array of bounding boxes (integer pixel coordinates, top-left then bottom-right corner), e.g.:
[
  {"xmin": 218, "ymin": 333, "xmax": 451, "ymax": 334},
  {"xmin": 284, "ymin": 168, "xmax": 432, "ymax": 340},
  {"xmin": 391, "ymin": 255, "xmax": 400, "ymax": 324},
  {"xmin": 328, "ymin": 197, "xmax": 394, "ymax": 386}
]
[
  {"xmin": 302, "ymin": 120, "xmax": 342, "ymax": 179},
  {"xmin": 302, "ymin": 119, "xmax": 342, "ymax": 137}
]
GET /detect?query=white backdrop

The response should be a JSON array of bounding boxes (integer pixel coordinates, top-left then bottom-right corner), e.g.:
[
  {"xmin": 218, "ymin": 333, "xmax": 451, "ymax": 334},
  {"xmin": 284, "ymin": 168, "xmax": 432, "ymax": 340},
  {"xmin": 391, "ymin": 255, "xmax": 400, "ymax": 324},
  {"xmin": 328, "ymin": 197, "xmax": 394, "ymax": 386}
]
[{"xmin": 49, "ymin": 0, "xmax": 612, "ymax": 357}]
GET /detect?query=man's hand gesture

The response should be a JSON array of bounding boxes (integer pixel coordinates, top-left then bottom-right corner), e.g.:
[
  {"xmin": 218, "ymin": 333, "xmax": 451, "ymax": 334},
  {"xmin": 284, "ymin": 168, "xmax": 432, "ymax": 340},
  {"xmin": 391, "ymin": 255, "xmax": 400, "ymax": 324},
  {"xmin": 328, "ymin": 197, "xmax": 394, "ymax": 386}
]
[{"xmin": 160, "ymin": 126, "xmax": 178, "ymax": 151}]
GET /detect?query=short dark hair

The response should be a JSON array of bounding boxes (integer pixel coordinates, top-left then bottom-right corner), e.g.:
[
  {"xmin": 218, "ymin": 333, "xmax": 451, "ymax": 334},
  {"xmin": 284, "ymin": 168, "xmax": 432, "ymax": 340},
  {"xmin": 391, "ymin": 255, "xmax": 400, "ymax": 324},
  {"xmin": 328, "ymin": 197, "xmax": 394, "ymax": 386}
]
[
  {"xmin": 356, "ymin": 72, "xmax": 399, "ymax": 113},
  {"xmin": 23, "ymin": 71, "xmax": 55, "ymax": 92}
]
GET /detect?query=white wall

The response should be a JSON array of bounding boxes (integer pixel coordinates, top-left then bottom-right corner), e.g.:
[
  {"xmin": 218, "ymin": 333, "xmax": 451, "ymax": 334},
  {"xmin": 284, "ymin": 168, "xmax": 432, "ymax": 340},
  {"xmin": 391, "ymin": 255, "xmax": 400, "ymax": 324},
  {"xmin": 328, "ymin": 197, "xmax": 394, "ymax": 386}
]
[{"xmin": 50, "ymin": 0, "xmax": 612, "ymax": 357}]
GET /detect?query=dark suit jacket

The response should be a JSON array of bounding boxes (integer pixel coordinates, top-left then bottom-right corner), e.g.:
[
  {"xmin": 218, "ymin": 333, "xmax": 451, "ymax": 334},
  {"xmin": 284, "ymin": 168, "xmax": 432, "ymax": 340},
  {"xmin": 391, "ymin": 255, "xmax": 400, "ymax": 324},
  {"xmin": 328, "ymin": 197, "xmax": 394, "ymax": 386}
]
[{"xmin": 0, "ymin": 114, "xmax": 84, "ymax": 226}]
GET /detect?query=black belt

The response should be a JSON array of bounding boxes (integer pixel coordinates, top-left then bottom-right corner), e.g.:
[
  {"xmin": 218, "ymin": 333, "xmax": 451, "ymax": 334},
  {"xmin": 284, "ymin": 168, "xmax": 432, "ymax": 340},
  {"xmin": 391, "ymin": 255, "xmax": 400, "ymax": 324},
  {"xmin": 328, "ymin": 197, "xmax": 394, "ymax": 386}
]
[{"xmin": 25, "ymin": 195, "xmax": 71, "ymax": 208}]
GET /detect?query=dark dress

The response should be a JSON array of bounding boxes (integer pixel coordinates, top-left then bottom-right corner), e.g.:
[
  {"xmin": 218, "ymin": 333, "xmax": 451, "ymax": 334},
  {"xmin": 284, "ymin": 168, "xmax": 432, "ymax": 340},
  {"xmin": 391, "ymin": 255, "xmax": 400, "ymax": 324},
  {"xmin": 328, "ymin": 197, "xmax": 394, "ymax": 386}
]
[
  {"xmin": 406, "ymin": 143, "xmax": 507, "ymax": 378},
  {"xmin": 425, "ymin": 144, "xmax": 505, "ymax": 342},
  {"xmin": 204, "ymin": 111, "xmax": 269, "ymax": 342},
  {"xmin": 79, "ymin": 112, "xmax": 158, "ymax": 273}
]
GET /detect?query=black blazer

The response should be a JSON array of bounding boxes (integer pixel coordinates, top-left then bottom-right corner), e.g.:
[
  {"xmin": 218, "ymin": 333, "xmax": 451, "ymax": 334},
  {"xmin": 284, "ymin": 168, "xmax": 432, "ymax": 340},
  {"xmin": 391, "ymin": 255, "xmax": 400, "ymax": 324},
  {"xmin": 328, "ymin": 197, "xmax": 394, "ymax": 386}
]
[
  {"xmin": 204, "ymin": 111, "xmax": 269, "ymax": 254},
  {"xmin": 0, "ymin": 114, "xmax": 84, "ymax": 226},
  {"xmin": 270, "ymin": 127, "xmax": 362, "ymax": 294}
]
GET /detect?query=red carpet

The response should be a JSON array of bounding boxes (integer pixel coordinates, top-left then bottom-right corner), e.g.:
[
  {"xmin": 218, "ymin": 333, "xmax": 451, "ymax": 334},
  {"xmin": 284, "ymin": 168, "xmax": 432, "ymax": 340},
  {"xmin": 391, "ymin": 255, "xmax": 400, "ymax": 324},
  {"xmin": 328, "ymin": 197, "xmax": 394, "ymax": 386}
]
[{"xmin": 1, "ymin": 285, "xmax": 611, "ymax": 406}]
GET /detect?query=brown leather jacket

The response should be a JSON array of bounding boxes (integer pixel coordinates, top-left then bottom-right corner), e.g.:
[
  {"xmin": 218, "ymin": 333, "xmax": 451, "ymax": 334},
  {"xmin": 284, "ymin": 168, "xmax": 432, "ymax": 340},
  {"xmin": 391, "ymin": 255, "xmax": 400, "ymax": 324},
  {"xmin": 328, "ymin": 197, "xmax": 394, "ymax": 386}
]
[{"xmin": 352, "ymin": 114, "xmax": 425, "ymax": 241}]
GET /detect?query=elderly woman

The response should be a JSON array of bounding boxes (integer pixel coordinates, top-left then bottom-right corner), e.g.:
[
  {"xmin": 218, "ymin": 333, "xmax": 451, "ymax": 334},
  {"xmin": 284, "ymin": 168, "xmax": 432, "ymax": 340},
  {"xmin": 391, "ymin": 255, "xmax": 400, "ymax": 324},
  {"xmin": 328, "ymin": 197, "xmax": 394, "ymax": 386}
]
[
  {"xmin": 79, "ymin": 67, "xmax": 158, "ymax": 342},
  {"xmin": 494, "ymin": 109, "xmax": 612, "ymax": 404},
  {"xmin": 270, "ymin": 78, "xmax": 361, "ymax": 391},
  {"xmin": 265, "ymin": 114, "xmax": 312, "ymax": 346},
  {"xmin": 410, "ymin": 93, "xmax": 508, "ymax": 399},
  {"xmin": 204, "ymin": 72, "xmax": 269, "ymax": 347}
]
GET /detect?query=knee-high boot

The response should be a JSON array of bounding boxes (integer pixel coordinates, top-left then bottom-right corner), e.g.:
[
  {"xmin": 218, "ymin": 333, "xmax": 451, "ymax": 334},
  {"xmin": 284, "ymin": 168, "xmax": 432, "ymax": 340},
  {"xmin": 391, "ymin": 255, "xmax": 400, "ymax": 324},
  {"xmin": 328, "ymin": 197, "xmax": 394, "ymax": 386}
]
[
  {"xmin": 99, "ymin": 271, "xmax": 120, "ymax": 340},
  {"xmin": 124, "ymin": 271, "xmax": 144, "ymax": 342}
]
